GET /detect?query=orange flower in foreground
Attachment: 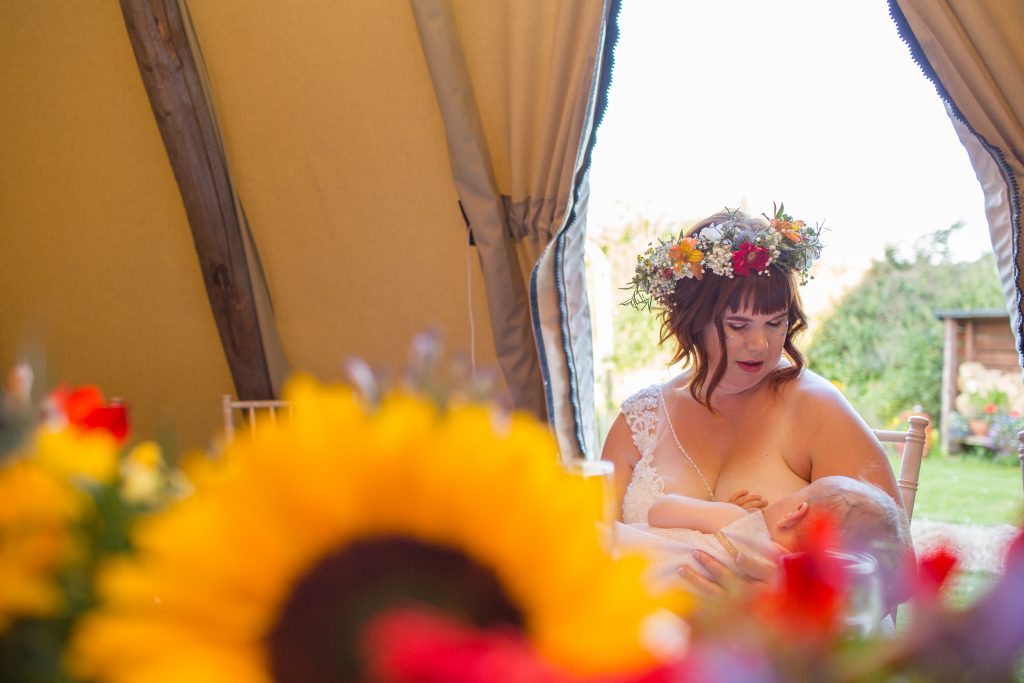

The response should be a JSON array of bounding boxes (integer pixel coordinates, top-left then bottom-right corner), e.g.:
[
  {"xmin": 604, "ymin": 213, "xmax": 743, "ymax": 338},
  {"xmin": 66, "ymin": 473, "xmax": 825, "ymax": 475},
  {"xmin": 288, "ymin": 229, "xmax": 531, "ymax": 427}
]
[{"xmin": 0, "ymin": 460, "xmax": 82, "ymax": 632}]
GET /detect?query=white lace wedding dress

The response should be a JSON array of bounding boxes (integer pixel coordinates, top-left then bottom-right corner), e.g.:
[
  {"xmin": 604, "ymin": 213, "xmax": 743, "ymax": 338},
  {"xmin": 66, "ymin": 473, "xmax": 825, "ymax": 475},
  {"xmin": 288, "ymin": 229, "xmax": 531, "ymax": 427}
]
[{"xmin": 620, "ymin": 384, "xmax": 668, "ymax": 524}]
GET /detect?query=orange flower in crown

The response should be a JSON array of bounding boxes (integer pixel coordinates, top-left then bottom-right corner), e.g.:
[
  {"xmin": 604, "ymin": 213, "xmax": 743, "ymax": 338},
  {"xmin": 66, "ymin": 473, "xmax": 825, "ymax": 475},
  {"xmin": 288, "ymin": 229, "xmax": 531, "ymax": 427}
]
[
  {"xmin": 769, "ymin": 204, "xmax": 806, "ymax": 243},
  {"xmin": 668, "ymin": 238, "xmax": 704, "ymax": 280}
]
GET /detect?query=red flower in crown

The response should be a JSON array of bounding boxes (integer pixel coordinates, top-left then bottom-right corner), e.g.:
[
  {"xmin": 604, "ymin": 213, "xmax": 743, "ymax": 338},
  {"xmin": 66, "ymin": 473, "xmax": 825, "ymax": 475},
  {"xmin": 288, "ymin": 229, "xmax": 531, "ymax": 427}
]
[{"xmin": 732, "ymin": 242, "xmax": 771, "ymax": 276}]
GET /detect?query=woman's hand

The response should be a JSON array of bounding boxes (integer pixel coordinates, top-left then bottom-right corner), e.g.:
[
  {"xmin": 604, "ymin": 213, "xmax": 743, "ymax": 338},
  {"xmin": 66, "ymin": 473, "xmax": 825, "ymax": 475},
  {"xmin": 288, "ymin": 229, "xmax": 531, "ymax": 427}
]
[
  {"xmin": 679, "ymin": 550, "xmax": 778, "ymax": 597},
  {"xmin": 726, "ymin": 489, "xmax": 767, "ymax": 512}
]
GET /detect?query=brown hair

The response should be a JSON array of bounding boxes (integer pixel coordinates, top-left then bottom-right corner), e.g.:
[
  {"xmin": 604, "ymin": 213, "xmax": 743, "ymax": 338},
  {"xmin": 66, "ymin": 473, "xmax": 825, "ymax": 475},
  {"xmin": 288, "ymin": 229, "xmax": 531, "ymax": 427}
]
[{"xmin": 661, "ymin": 210, "xmax": 808, "ymax": 407}]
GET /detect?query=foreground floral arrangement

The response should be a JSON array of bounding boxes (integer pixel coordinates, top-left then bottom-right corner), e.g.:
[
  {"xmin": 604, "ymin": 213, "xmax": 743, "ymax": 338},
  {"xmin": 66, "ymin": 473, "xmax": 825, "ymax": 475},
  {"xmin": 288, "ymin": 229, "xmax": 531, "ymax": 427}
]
[
  {"xmin": 0, "ymin": 361, "xmax": 676, "ymax": 682},
  {"xmin": 0, "ymin": 373, "xmax": 173, "ymax": 682},
  {"xmin": 70, "ymin": 376, "xmax": 672, "ymax": 682},
  {"xmin": 1, "ymin": 352, "xmax": 1024, "ymax": 682}
]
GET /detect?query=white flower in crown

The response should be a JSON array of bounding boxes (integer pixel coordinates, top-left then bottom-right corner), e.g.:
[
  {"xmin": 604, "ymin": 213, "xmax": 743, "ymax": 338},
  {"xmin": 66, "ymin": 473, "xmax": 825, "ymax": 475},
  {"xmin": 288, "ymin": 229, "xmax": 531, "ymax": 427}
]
[
  {"xmin": 704, "ymin": 241, "xmax": 735, "ymax": 278},
  {"xmin": 698, "ymin": 224, "xmax": 726, "ymax": 242}
]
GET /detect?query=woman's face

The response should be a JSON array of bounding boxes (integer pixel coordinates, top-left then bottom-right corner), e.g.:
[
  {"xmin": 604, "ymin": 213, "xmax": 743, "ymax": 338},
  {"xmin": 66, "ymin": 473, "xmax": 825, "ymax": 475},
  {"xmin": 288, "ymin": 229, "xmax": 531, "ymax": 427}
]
[{"xmin": 702, "ymin": 306, "xmax": 789, "ymax": 395}]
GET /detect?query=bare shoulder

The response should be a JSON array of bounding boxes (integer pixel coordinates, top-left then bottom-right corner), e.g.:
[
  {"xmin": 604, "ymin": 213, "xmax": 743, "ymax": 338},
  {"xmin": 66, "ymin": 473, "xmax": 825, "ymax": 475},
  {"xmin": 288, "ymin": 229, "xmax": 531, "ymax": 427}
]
[
  {"xmin": 781, "ymin": 369, "xmax": 864, "ymax": 425},
  {"xmin": 601, "ymin": 412, "xmax": 641, "ymax": 470},
  {"xmin": 780, "ymin": 370, "xmax": 899, "ymax": 499},
  {"xmin": 784, "ymin": 368, "xmax": 847, "ymax": 401}
]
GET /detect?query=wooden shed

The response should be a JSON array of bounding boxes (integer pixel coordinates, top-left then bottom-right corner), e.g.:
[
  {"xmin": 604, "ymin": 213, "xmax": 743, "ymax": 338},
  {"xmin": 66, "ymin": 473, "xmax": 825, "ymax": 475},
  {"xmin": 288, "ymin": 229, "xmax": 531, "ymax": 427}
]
[{"xmin": 935, "ymin": 308, "xmax": 1019, "ymax": 454}]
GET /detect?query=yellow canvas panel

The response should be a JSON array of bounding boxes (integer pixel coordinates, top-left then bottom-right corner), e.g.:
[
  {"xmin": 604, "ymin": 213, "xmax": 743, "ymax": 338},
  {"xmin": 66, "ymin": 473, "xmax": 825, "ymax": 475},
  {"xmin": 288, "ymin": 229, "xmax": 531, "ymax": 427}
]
[
  {"xmin": 186, "ymin": 0, "xmax": 498, "ymax": 383},
  {"xmin": 1, "ymin": 1, "xmax": 234, "ymax": 449}
]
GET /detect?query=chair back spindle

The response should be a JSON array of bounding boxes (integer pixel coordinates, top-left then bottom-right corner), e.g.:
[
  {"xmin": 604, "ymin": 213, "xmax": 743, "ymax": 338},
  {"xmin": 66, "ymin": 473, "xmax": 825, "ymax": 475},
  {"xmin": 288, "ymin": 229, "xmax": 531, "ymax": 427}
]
[
  {"xmin": 222, "ymin": 395, "xmax": 291, "ymax": 442},
  {"xmin": 872, "ymin": 415, "xmax": 929, "ymax": 521}
]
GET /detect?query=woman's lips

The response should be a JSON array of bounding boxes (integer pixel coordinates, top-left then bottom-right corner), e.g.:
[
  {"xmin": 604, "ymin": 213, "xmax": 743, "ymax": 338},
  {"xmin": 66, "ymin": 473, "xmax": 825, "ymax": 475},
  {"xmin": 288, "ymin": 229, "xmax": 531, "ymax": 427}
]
[{"xmin": 736, "ymin": 361, "xmax": 764, "ymax": 373}]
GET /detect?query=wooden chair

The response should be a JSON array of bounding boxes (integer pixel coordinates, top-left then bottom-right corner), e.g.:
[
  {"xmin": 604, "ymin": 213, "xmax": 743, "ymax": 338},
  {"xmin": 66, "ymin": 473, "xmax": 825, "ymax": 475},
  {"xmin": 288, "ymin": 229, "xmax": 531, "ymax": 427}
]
[
  {"xmin": 222, "ymin": 395, "xmax": 291, "ymax": 442},
  {"xmin": 873, "ymin": 415, "xmax": 929, "ymax": 521}
]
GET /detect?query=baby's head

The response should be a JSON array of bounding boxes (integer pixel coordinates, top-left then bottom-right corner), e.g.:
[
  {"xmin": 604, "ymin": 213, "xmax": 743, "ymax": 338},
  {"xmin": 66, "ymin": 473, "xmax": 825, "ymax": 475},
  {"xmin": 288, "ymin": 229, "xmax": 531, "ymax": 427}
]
[
  {"xmin": 798, "ymin": 476, "xmax": 906, "ymax": 552},
  {"xmin": 773, "ymin": 475, "xmax": 910, "ymax": 607}
]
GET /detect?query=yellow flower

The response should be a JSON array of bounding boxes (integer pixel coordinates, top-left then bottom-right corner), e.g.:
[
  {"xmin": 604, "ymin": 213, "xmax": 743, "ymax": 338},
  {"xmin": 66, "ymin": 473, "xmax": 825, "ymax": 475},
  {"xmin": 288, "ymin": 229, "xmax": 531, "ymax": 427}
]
[
  {"xmin": 0, "ymin": 460, "xmax": 82, "ymax": 632},
  {"xmin": 31, "ymin": 427, "xmax": 120, "ymax": 484},
  {"xmin": 70, "ymin": 376, "xmax": 672, "ymax": 681},
  {"xmin": 119, "ymin": 441, "xmax": 165, "ymax": 505}
]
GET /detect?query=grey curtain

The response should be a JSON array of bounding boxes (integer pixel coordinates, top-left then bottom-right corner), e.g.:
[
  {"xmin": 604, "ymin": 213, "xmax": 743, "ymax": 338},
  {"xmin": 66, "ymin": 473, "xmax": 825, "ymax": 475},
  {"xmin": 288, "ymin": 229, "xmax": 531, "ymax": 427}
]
[
  {"xmin": 411, "ymin": 0, "xmax": 615, "ymax": 459},
  {"xmin": 891, "ymin": 0, "xmax": 1024, "ymax": 376}
]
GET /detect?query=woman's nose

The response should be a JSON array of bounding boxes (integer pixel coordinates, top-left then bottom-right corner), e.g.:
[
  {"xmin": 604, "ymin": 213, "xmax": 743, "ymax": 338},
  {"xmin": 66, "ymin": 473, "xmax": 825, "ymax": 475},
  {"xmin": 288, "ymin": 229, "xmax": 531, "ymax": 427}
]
[{"xmin": 745, "ymin": 329, "xmax": 769, "ymax": 349}]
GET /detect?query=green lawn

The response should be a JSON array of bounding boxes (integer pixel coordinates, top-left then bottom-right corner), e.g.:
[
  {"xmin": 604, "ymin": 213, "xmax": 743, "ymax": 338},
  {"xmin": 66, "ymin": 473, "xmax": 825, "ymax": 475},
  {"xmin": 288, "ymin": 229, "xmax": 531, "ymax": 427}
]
[
  {"xmin": 869, "ymin": 454, "xmax": 1024, "ymax": 674},
  {"xmin": 887, "ymin": 452, "xmax": 1023, "ymax": 526},
  {"xmin": 888, "ymin": 451, "xmax": 1021, "ymax": 649}
]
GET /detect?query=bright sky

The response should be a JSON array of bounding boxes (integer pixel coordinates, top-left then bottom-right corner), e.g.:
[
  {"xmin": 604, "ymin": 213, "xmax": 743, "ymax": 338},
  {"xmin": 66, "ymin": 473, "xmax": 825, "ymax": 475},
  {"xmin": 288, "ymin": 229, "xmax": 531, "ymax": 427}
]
[{"xmin": 589, "ymin": 1, "xmax": 991, "ymax": 312}]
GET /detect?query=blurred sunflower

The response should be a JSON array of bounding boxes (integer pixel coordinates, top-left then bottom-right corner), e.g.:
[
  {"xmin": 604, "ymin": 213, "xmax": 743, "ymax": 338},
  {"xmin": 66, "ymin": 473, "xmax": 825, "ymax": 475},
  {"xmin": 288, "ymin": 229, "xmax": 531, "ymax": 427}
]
[
  {"xmin": 0, "ymin": 459, "xmax": 82, "ymax": 632},
  {"xmin": 30, "ymin": 427, "xmax": 120, "ymax": 484},
  {"xmin": 70, "ymin": 376, "xmax": 672, "ymax": 682}
]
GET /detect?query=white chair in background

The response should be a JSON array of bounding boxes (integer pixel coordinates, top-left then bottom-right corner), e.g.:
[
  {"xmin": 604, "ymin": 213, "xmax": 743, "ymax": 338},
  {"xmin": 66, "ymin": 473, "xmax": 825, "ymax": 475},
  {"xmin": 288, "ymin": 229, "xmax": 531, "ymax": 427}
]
[
  {"xmin": 222, "ymin": 395, "xmax": 291, "ymax": 442},
  {"xmin": 873, "ymin": 415, "xmax": 930, "ymax": 521},
  {"xmin": 874, "ymin": 415, "xmax": 929, "ymax": 628}
]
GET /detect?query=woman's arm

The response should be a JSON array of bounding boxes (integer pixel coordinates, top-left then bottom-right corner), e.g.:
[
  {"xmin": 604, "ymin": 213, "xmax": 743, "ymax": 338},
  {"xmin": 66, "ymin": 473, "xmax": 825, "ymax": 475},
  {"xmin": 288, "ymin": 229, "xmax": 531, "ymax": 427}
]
[
  {"xmin": 648, "ymin": 494, "xmax": 747, "ymax": 532},
  {"xmin": 600, "ymin": 413, "xmax": 641, "ymax": 522}
]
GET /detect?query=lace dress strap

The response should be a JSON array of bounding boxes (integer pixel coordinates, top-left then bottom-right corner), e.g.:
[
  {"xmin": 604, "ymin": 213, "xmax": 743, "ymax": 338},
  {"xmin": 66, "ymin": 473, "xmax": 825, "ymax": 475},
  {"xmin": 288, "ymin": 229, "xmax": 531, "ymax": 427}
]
[{"xmin": 620, "ymin": 385, "xmax": 666, "ymax": 524}]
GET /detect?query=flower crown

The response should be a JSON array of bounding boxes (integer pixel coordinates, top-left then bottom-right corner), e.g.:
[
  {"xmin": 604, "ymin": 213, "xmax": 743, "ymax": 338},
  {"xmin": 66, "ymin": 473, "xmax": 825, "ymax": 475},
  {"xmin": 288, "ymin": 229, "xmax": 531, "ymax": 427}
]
[{"xmin": 624, "ymin": 204, "xmax": 824, "ymax": 310}]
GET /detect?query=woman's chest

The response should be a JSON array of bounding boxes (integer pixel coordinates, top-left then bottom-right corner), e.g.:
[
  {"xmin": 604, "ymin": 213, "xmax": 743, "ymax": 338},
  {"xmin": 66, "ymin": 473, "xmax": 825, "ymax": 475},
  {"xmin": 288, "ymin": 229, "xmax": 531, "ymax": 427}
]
[{"xmin": 649, "ymin": 403, "xmax": 811, "ymax": 504}]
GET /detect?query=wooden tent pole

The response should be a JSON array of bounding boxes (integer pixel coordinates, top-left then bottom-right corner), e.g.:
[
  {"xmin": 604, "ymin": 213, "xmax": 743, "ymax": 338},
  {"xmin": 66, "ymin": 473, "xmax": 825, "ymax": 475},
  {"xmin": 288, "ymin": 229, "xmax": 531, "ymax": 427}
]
[{"xmin": 119, "ymin": 0, "xmax": 276, "ymax": 399}]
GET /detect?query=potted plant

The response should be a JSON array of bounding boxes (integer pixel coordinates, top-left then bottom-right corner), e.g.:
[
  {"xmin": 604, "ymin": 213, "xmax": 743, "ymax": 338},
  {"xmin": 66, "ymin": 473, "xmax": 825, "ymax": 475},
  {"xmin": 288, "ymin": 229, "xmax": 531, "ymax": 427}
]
[
  {"xmin": 958, "ymin": 389, "xmax": 1009, "ymax": 437},
  {"xmin": 988, "ymin": 410, "xmax": 1024, "ymax": 461}
]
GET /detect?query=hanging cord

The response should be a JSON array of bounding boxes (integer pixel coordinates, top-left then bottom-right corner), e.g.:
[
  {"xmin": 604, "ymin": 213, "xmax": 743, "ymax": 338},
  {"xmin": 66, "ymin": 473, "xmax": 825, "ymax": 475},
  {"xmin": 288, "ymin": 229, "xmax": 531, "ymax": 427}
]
[
  {"xmin": 459, "ymin": 201, "xmax": 477, "ymax": 377},
  {"xmin": 466, "ymin": 240, "xmax": 477, "ymax": 377}
]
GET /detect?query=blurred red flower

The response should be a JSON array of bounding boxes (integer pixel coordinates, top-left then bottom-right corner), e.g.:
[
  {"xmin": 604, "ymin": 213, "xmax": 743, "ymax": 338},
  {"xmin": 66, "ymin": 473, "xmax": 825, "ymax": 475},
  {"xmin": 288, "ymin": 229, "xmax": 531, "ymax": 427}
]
[
  {"xmin": 50, "ymin": 385, "xmax": 129, "ymax": 443},
  {"xmin": 915, "ymin": 546, "xmax": 958, "ymax": 600},
  {"xmin": 362, "ymin": 608, "xmax": 679, "ymax": 683},
  {"xmin": 752, "ymin": 515, "xmax": 848, "ymax": 638}
]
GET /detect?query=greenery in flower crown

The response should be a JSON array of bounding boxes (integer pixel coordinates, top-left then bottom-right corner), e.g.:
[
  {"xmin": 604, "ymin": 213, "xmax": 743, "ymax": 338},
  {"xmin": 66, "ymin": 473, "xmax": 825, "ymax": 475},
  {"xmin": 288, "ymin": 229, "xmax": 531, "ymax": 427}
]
[{"xmin": 623, "ymin": 204, "xmax": 824, "ymax": 311}]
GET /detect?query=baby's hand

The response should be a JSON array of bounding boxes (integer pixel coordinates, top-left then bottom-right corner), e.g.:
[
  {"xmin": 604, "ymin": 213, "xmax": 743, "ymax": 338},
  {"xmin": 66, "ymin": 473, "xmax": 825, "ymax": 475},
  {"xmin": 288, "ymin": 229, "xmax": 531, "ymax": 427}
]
[{"xmin": 727, "ymin": 489, "xmax": 767, "ymax": 511}]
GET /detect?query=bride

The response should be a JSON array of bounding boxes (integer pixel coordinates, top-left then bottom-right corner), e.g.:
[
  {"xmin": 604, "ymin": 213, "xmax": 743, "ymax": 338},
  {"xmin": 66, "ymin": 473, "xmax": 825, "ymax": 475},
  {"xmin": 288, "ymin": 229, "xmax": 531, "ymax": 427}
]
[{"xmin": 602, "ymin": 206, "xmax": 909, "ymax": 593}]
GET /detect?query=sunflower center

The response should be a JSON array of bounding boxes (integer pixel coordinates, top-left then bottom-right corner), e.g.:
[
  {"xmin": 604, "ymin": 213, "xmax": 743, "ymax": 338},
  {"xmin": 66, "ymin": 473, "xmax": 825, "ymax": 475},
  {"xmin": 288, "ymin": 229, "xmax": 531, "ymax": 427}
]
[{"xmin": 266, "ymin": 535, "xmax": 525, "ymax": 682}]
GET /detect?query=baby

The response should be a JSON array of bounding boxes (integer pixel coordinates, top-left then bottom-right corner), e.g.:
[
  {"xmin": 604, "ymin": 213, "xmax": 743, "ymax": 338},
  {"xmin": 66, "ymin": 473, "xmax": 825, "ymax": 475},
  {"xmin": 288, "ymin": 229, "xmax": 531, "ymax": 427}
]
[{"xmin": 615, "ymin": 475, "xmax": 907, "ymax": 596}]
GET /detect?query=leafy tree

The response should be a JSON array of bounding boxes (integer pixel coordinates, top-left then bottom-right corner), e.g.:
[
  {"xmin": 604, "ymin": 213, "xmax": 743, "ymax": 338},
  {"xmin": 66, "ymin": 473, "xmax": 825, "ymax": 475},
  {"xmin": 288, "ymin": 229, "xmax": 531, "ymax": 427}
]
[
  {"xmin": 596, "ymin": 216, "xmax": 676, "ymax": 378},
  {"xmin": 806, "ymin": 223, "xmax": 1005, "ymax": 429}
]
